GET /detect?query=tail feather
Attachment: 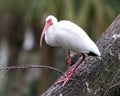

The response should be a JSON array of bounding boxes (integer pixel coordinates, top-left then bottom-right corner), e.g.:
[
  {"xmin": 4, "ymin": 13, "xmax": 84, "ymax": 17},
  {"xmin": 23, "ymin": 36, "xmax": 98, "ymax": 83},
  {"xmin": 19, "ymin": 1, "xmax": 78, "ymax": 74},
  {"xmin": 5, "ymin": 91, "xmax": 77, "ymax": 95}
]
[{"xmin": 88, "ymin": 51, "xmax": 100, "ymax": 56}]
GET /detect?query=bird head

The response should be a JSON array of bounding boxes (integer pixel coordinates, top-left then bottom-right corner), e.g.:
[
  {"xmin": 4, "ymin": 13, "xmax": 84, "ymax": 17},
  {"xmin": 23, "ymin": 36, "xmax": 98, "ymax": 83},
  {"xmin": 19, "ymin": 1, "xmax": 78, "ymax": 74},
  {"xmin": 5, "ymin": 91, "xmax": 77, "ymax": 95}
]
[{"xmin": 40, "ymin": 15, "xmax": 57, "ymax": 47}]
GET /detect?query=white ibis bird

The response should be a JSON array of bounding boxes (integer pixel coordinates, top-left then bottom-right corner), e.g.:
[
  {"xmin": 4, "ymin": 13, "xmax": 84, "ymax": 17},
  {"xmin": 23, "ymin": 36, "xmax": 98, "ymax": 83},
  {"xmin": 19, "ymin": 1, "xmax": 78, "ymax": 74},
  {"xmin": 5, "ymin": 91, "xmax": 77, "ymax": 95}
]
[{"xmin": 40, "ymin": 15, "xmax": 101, "ymax": 86}]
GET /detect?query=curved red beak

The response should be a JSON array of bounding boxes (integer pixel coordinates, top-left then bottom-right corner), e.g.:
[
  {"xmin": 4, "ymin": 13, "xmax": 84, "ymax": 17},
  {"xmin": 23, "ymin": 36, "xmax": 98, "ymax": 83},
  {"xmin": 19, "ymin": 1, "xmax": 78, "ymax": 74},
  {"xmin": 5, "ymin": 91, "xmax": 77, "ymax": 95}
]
[{"xmin": 40, "ymin": 22, "xmax": 51, "ymax": 47}]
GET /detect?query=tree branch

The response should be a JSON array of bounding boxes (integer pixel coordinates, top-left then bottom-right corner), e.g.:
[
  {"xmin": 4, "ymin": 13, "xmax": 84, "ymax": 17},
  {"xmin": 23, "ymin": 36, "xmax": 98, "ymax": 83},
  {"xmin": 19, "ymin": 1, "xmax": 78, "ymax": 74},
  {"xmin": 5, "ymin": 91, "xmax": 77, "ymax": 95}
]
[
  {"xmin": 42, "ymin": 14, "xmax": 120, "ymax": 96},
  {"xmin": 0, "ymin": 65, "xmax": 64, "ymax": 75}
]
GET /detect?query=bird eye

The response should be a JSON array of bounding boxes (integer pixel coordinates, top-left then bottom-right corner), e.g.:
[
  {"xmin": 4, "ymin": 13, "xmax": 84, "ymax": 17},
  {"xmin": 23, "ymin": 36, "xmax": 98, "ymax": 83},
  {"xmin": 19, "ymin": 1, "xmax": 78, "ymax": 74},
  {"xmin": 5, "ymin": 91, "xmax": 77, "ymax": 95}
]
[{"xmin": 47, "ymin": 19, "xmax": 53, "ymax": 25}]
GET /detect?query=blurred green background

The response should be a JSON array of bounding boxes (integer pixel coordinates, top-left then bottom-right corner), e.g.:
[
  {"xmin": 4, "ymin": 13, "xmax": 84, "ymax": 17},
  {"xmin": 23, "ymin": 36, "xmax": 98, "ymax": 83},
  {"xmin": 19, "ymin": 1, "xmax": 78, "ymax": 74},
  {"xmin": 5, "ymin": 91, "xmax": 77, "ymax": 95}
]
[{"xmin": 0, "ymin": 0, "xmax": 120, "ymax": 96}]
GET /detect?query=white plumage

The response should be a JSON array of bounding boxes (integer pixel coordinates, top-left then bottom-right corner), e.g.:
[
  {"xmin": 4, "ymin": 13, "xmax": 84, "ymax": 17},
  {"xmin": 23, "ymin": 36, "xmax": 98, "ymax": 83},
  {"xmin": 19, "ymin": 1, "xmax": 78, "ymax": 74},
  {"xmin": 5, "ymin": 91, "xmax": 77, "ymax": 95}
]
[
  {"xmin": 41, "ymin": 15, "xmax": 100, "ymax": 56},
  {"xmin": 40, "ymin": 15, "xmax": 101, "ymax": 85}
]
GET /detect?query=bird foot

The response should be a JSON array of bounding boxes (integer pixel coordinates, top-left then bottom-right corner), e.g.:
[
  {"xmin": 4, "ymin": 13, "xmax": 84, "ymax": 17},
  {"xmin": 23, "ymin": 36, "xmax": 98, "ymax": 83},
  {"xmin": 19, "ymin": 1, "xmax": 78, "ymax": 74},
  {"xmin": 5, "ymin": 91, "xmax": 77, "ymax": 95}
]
[
  {"xmin": 73, "ymin": 71, "xmax": 78, "ymax": 76},
  {"xmin": 55, "ymin": 70, "xmax": 75, "ymax": 86},
  {"xmin": 55, "ymin": 76, "xmax": 73, "ymax": 86}
]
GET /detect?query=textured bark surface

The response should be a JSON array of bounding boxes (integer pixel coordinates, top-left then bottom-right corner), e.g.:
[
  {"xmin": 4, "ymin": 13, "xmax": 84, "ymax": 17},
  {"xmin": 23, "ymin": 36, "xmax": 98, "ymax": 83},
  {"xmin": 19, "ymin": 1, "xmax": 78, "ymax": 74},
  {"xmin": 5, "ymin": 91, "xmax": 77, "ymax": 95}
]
[{"xmin": 42, "ymin": 15, "xmax": 120, "ymax": 96}]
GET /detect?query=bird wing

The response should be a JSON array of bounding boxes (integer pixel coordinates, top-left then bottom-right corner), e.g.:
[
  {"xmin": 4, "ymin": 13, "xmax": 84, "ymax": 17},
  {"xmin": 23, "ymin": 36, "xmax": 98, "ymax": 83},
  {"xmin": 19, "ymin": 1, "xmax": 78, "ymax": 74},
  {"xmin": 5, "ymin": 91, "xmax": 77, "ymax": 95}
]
[{"xmin": 55, "ymin": 20, "xmax": 94, "ymax": 53}]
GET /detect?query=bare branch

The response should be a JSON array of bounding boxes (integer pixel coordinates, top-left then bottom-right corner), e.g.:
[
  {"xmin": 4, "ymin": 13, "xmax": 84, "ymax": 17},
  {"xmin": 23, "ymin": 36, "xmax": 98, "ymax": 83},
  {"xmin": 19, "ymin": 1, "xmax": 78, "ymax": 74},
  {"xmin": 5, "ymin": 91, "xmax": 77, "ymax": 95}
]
[{"xmin": 0, "ymin": 65, "xmax": 64, "ymax": 75}]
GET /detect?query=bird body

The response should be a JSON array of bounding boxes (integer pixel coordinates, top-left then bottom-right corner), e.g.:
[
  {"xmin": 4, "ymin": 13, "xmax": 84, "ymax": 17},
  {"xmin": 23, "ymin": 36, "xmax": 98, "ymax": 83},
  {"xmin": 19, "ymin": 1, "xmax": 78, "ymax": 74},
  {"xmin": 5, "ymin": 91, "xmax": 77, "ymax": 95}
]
[
  {"xmin": 40, "ymin": 15, "xmax": 101, "ymax": 86},
  {"xmin": 44, "ymin": 18, "xmax": 100, "ymax": 56}
]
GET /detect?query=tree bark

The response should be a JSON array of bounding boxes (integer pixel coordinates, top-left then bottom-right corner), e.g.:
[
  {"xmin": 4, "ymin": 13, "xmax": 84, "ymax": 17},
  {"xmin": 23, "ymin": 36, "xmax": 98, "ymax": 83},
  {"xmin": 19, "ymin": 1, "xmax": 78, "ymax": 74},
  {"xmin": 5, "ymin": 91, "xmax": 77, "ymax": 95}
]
[{"xmin": 41, "ymin": 14, "xmax": 120, "ymax": 96}]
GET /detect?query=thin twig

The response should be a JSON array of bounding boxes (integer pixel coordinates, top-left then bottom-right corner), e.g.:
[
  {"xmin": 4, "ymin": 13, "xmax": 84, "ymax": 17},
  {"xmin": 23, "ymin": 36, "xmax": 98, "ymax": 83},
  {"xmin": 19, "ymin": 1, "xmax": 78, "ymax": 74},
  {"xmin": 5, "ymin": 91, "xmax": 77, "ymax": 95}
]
[
  {"xmin": 0, "ymin": 65, "xmax": 64, "ymax": 75},
  {"xmin": 103, "ymin": 83, "xmax": 120, "ymax": 96}
]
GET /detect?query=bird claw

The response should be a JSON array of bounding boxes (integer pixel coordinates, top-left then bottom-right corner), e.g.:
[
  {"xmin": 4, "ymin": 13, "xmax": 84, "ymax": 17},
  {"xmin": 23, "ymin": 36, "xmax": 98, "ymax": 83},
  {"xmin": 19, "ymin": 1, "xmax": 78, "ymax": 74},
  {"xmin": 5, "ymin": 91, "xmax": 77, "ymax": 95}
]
[
  {"xmin": 55, "ymin": 76, "xmax": 73, "ymax": 86},
  {"xmin": 68, "ymin": 70, "xmax": 78, "ymax": 76},
  {"xmin": 55, "ymin": 70, "xmax": 74, "ymax": 86},
  {"xmin": 72, "ymin": 70, "xmax": 78, "ymax": 76}
]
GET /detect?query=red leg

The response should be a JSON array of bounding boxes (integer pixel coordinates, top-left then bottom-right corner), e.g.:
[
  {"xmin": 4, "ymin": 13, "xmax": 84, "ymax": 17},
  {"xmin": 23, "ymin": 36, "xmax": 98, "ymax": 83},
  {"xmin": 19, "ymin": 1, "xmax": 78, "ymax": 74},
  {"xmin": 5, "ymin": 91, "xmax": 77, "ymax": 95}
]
[
  {"xmin": 56, "ymin": 53, "xmax": 86, "ymax": 86},
  {"xmin": 72, "ymin": 54, "xmax": 86, "ymax": 73}
]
